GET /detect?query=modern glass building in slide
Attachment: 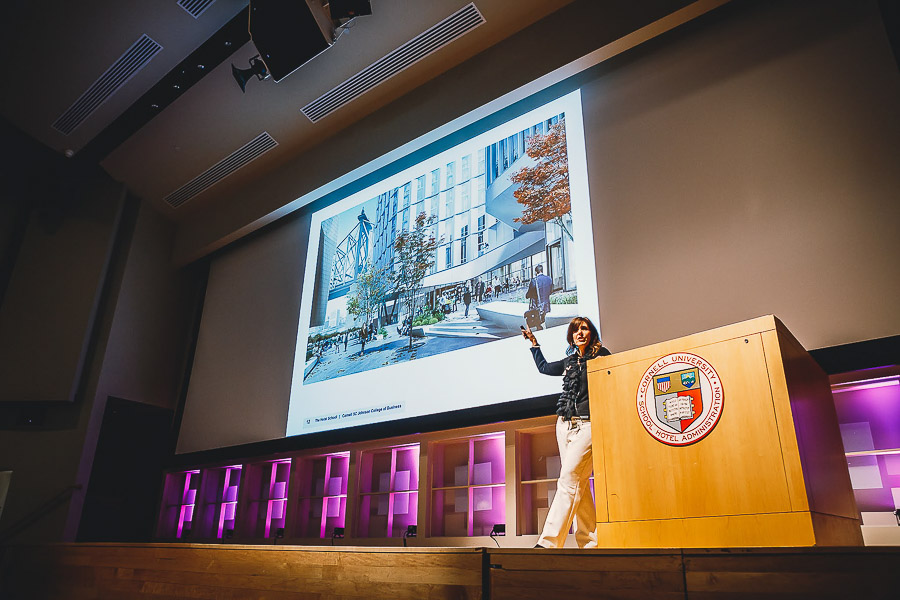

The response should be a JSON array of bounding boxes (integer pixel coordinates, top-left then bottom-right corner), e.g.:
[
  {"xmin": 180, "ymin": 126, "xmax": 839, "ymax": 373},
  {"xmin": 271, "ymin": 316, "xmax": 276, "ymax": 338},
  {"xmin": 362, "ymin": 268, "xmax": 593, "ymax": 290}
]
[{"xmin": 313, "ymin": 112, "xmax": 573, "ymax": 331}]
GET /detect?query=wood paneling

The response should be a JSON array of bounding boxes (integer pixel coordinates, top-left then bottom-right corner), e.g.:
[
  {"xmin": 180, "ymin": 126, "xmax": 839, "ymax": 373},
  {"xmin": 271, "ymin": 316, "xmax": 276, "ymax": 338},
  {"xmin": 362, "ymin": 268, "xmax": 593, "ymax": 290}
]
[
  {"xmin": 4, "ymin": 544, "xmax": 897, "ymax": 599},
  {"xmin": 593, "ymin": 332, "xmax": 793, "ymax": 521},
  {"xmin": 682, "ymin": 547, "xmax": 900, "ymax": 599},
  {"xmin": 587, "ymin": 315, "xmax": 862, "ymax": 547},
  {"xmin": 759, "ymin": 327, "xmax": 810, "ymax": 513},
  {"xmin": 773, "ymin": 323, "xmax": 860, "ymax": 520},
  {"xmin": 0, "ymin": 543, "xmax": 484, "ymax": 600},
  {"xmin": 489, "ymin": 549, "xmax": 685, "ymax": 600},
  {"xmin": 594, "ymin": 512, "xmax": 863, "ymax": 548},
  {"xmin": 489, "ymin": 547, "xmax": 900, "ymax": 600},
  {"xmin": 598, "ymin": 512, "xmax": 816, "ymax": 548}
]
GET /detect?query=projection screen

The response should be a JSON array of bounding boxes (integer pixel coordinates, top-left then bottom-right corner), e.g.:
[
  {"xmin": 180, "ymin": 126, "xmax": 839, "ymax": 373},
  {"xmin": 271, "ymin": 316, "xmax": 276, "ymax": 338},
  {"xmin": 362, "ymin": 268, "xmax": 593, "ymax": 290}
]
[{"xmin": 286, "ymin": 91, "xmax": 599, "ymax": 437}]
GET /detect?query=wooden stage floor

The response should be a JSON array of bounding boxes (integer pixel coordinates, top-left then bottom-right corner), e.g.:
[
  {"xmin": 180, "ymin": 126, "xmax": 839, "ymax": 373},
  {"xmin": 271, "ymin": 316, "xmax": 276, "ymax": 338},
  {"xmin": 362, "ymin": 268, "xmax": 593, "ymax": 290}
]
[{"xmin": 1, "ymin": 543, "xmax": 898, "ymax": 599}]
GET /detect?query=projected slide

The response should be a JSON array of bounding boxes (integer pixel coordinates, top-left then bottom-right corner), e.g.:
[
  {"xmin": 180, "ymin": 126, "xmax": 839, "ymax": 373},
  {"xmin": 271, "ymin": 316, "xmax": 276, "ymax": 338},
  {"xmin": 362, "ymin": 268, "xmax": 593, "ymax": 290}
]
[{"xmin": 287, "ymin": 91, "xmax": 599, "ymax": 436}]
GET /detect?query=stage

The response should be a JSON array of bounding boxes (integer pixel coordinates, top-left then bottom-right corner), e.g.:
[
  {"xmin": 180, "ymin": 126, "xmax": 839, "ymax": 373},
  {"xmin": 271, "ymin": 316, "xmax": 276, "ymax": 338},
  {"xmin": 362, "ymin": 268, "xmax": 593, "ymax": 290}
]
[{"xmin": 2, "ymin": 542, "xmax": 898, "ymax": 599}]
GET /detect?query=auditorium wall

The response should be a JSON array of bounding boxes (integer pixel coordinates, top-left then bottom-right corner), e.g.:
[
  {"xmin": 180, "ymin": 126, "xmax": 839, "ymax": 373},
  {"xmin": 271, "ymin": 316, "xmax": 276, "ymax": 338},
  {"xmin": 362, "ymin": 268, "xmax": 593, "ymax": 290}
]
[
  {"xmin": 0, "ymin": 196, "xmax": 198, "ymax": 542},
  {"xmin": 178, "ymin": 0, "xmax": 900, "ymax": 453}
]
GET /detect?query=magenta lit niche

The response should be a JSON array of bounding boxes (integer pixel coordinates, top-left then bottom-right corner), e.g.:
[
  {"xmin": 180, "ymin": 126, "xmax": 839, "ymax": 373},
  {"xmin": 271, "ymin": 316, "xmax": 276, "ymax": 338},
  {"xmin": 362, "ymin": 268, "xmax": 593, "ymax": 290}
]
[
  {"xmin": 833, "ymin": 375, "xmax": 900, "ymax": 535},
  {"xmin": 431, "ymin": 433, "xmax": 505, "ymax": 537},
  {"xmin": 157, "ymin": 469, "xmax": 200, "ymax": 539},
  {"xmin": 238, "ymin": 459, "xmax": 290, "ymax": 540},
  {"xmin": 357, "ymin": 444, "xmax": 420, "ymax": 538},
  {"xmin": 293, "ymin": 452, "xmax": 350, "ymax": 538},
  {"xmin": 195, "ymin": 465, "xmax": 242, "ymax": 539}
]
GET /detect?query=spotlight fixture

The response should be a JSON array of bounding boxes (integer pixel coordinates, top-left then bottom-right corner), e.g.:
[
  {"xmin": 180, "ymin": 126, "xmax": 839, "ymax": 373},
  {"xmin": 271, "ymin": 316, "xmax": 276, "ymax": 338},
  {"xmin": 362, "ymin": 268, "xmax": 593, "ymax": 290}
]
[
  {"xmin": 403, "ymin": 524, "xmax": 417, "ymax": 547},
  {"xmin": 331, "ymin": 526, "xmax": 345, "ymax": 545},
  {"xmin": 231, "ymin": 55, "xmax": 269, "ymax": 93},
  {"xmin": 489, "ymin": 524, "xmax": 505, "ymax": 547}
]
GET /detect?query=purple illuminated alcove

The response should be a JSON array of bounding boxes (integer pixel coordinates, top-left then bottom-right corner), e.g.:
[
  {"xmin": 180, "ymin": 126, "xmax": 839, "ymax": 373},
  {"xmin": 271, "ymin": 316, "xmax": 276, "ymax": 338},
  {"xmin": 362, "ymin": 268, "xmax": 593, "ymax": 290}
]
[
  {"xmin": 178, "ymin": 470, "xmax": 200, "ymax": 538},
  {"xmin": 431, "ymin": 433, "xmax": 505, "ymax": 537},
  {"xmin": 264, "ymin": 460, "xmax": 291, "ymax": 538},
  {"xmin": 190, "ymin": 465, "xmax": 243, "ymax": 540},
  {"xmin": 236, "ymin": 459, "xmax": 290, "ymax": 539},
  {"xmin": 194, "ymin": 465, "xmax": 241, "ymax": 539},
  {"xmin": 294, "ymin": 452, "xmax": 350, "ymax": 538},
  {"xmin": 216, "ymin": 465, "xmax": 242, "ymax": 538},
  {"xmin": 832, "ymin": 375, "xmax": 900, "ymax": 524},
  {"xmin": 357, "ymin": 444, "xmax": 420, "ymax": 538},
  {"xmin": 157, "ymin": 470, "xmax": 201, "ymax": 539}
]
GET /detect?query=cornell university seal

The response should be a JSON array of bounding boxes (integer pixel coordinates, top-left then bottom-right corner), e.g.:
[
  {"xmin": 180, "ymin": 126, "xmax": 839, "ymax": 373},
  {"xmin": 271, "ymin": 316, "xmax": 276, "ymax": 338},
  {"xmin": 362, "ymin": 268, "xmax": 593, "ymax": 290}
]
[{"xmin": 636, "ymin": 352, "xmax": 724, "ymax": 446}]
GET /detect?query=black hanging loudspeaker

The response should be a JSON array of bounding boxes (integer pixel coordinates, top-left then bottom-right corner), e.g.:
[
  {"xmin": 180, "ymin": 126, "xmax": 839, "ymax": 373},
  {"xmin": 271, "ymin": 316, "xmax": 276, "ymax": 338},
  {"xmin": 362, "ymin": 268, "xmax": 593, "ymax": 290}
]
[
  {"xmin": 249, "ymin": 0, "xmax": 333, "ymax": 82},
  {"xmin": 329, "ymin": 0, "xmax": 372, "ymax": 22},
  {"xmin": 231, "ymin": 55, "xmax": 269, "ymax": 93}
]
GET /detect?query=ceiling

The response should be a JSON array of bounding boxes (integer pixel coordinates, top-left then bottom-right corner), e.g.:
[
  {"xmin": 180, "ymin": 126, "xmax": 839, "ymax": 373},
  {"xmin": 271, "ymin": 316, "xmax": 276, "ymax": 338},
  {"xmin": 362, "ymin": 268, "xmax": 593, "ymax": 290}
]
[{"xmin": 1, "ymin": 0, "xmax": 576, "ymax": 224}]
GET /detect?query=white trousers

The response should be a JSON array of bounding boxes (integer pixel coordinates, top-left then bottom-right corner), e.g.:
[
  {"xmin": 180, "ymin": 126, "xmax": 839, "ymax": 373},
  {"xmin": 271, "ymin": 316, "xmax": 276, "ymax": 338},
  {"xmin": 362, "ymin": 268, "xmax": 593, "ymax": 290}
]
[{"xmin": 536, "ymin": 416, "xmax": 598, "ymax": 548}]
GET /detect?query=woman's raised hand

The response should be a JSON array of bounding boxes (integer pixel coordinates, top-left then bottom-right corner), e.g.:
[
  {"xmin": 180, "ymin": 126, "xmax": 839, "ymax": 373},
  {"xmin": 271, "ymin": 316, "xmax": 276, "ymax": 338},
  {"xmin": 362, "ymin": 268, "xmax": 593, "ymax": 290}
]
[{"xmin": 520, "ymin": 325, "xmax": 539, "ymax": 347}]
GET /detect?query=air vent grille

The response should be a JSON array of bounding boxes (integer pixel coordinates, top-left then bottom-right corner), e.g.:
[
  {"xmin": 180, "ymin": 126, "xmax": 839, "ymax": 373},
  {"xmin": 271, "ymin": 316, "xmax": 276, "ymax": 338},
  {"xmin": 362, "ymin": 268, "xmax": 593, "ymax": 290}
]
[
  {"xmin": 178, "ymin": 0, "xmax": 216, "ymax": 19},
  {"xmin": 52, "ymin": 35, "xmax": 162, "ymax": 135},
  {"xmin": 164, "ymin": 132, "xmax": 278, "ymax": 208},
  {"xmin": 301, "ymin": 3, "xmax": 485, "ymax": 122}
]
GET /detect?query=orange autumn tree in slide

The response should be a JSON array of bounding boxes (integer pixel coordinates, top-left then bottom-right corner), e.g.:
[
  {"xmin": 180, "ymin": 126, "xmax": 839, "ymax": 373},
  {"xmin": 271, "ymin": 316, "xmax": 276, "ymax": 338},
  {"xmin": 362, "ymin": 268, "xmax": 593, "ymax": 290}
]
[{"xmin": 510, "ymin": 120, "xmax": 573, "ymax": 241}]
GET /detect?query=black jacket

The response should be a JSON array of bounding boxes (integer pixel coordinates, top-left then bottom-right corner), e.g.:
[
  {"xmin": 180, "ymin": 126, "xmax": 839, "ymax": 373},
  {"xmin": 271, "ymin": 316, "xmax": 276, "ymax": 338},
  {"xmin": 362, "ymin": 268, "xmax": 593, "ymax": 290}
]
[{"xmin": 530, "ymin": 345, "xmax": 611, "ymax": 419}]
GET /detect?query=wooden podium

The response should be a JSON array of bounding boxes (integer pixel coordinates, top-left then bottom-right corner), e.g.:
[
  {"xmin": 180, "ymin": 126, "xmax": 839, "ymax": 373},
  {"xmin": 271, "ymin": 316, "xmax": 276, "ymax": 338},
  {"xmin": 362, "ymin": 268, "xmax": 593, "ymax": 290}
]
[{"xmin": 587, "ymin": 316, "xmax": 862, "ymax": 547}]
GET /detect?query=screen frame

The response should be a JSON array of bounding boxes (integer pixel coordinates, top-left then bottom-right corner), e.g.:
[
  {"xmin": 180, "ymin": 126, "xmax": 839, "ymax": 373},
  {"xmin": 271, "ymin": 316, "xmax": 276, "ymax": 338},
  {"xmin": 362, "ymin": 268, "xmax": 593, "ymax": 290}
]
[{"xmin": 286, "ymin": 90, "xmax": 600, "ymax": 439}]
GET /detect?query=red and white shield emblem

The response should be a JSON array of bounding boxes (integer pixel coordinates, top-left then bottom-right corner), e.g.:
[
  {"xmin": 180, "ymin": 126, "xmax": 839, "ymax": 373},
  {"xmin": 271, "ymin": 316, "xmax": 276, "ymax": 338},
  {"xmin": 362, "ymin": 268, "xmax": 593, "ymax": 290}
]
[
  {"xmin": 656, "ymin": 377, "xmax": 671, "ymax": 393},
  {"xmin": 636, "ymin": 352, "xmax": 724, "ymax": 446}
]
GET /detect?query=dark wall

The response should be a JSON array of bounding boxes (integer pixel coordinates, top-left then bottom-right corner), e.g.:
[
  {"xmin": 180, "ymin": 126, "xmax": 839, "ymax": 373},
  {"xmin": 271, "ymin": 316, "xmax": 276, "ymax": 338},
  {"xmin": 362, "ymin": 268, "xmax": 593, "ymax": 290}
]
[
  {"xmin": 77, "ymin": 397, "xmax": 173, "ymax": 542},
  {"xmin": 0, "ymin": 155, "xmax": 201, "ymax": 542}
]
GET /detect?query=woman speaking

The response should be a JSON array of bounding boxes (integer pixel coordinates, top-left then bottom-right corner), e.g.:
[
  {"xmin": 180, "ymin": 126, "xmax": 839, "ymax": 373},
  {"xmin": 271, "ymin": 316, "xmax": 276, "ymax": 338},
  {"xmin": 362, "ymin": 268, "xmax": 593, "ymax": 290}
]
[{"xmin": 522, "ymin": 316, "xmax": 610, "ymax": 548}]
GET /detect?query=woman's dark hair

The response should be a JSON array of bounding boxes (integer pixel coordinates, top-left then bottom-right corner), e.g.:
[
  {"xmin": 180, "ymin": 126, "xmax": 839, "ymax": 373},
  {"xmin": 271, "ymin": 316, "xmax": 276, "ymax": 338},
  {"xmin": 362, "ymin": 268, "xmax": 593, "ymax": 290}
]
[{"xmin": 566, "ymin": 317, "xmax": 603, "ymax": 357}]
